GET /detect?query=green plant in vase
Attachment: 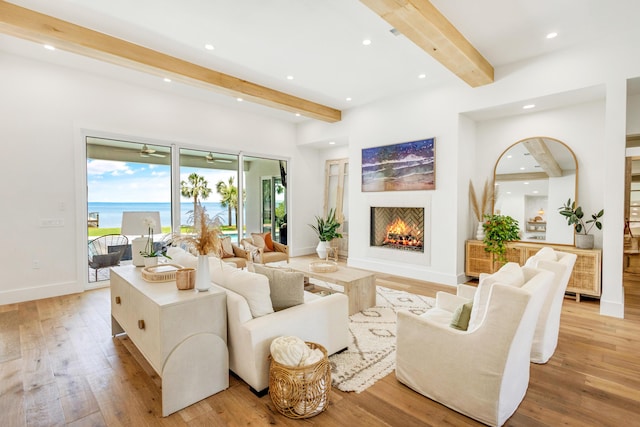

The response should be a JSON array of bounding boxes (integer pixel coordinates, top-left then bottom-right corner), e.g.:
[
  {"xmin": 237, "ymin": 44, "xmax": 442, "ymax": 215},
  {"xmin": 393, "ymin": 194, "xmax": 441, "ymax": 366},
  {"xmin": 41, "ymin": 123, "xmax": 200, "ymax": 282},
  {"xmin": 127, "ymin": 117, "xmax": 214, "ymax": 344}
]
[
  {"xmin": 309, "ymin": 208, "xmax": 343, "ymax": 259},
  {"xmin": 558, "ymin": 198, "xmax": 604, "ymax": 249},
  {"xmin": 482, "ymin": 214, "xmax": 520, "ymax": 264}
]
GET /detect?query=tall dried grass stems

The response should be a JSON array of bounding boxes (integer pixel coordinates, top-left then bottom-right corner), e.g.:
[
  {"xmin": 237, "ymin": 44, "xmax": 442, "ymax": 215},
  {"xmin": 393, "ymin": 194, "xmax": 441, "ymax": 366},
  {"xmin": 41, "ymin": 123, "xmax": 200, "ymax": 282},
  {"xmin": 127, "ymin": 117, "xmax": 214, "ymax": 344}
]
[
  {"xmin": 172, "ymin": 204, "xmax": 222, "ymax": 256},
  {"xmin": 469, "ymin": 180, "xmax": 494, "ymax": 222}
]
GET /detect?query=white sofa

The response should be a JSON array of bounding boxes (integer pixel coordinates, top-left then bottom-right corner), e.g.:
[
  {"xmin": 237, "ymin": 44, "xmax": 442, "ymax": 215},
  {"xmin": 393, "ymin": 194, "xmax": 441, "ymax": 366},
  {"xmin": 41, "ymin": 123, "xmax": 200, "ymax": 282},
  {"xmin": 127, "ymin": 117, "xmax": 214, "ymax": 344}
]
[
  {"xmin": 396, "ymin": 265, "xmax": 553, "ymax": 426},
  {"xmin": 209, "ymin": 258, "xmax": 349, "ymax": 394},
  {"xmin": 166, "ymin": 246, "xmax": 351, "ymax": 394},
  {"xmin": 216, "ymin": 283, "xmax": 350, "ymax": 394}
]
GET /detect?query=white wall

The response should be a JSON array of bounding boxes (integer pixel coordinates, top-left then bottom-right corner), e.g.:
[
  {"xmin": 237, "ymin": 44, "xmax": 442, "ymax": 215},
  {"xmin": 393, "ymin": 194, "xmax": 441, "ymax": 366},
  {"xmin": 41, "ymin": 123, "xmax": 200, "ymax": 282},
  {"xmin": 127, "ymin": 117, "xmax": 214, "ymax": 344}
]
[
  {"xmin": 298, "ymin": 26, "xmax": 640, "ymax": 317},
  {"xmin": 0, "ymin": 52, "xmax": 321, "ymax": 304}
]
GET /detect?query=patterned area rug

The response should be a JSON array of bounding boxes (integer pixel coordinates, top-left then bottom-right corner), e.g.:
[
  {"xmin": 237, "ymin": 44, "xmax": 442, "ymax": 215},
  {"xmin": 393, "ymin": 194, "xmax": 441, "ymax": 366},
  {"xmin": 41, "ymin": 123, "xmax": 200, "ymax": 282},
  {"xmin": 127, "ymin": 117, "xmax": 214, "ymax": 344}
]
[{"xmin": 325, "ymin": 283, "xmax": 435, "ymax": 393}]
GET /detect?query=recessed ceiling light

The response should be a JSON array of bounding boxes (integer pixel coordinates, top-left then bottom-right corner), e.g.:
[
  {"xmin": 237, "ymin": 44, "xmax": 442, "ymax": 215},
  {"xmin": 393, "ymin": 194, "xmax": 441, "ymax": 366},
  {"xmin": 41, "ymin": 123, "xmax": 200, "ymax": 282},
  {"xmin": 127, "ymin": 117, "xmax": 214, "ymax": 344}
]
[
  {"xmin": 362, "ymin": 39, "xmax": 372, "ymax": 46},
  {"xmin": 204, "ymin": 44, "xmax": 215, "ymax": 50},
  {"xmin": 418, "ymin": 73, "xmax": 426, "ymax": 79},
  {"xmin": 520, "ymin": 167, "xmax": 526, "ymax": 171},
  {"xmin": 346, "ymin": 97, "xmax": 352, "ymax": 102},
  {"xmin": 546, "ymin": 32, "xmax": 558, "ymax": 39},
  {"xmin": 295, "ymin": 113, "xmax": 301, "ymax": 117},
  {"xmin": 43, "ymin": 44, "xmax": 55, "ymax": 51},
  {"xmin": 533, "ymin": 190, "xmax": 539, "ymax": 194},
  {"xmin": 329, "ymin": 141, "xmax": 336, "ymax": 145},
  {"xmin": 507, "ymin": 155, "xmax": 513, "ymax": 159},
  {"xmin": 163, "ymin": 78, "xmax": 171, "ymax": 83},
  {"xmin": 523, "ymin": 182, "xmax": 530, "ymax": 185},
  {"xmin": 237, "ymin": 97, "xmax": 243, "ymax": 102},
  {"xmin": 286, "ymin": 75, "xmax": 294, "ymax": 80},
  {"xmin": 523, "ymin": 104, "xmax": 536, "ymax": 109}
]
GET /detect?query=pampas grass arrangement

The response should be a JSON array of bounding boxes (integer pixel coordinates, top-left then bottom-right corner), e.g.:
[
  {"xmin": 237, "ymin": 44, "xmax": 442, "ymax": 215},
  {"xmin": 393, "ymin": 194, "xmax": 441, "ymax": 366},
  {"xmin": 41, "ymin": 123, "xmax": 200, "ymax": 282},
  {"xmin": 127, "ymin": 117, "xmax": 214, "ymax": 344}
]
[
  {"xmin": 469, "ymin": 179, "xmax": 493, "ymax": 222},
  {"xmin": 173, "ymin": 203, "xmax": 223, "ymax": 256}
]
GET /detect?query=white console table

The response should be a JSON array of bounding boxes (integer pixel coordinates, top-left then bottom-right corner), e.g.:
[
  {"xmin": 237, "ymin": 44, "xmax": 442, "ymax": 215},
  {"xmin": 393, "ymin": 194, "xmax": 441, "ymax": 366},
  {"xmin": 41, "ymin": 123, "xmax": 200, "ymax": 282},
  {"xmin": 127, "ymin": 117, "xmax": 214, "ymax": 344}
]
[{"xmin": 110, "ymin": 265, "xmax": 228, "ymax": 416}]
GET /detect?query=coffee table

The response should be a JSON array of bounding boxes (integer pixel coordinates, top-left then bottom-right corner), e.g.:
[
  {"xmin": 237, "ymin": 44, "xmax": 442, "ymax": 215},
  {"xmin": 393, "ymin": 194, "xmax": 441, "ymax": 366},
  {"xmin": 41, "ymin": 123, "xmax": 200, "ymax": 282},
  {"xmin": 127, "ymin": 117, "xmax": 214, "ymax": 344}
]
[{"xmin": 287, "ymin": 258, "xmax": 376, "ymax": 315}]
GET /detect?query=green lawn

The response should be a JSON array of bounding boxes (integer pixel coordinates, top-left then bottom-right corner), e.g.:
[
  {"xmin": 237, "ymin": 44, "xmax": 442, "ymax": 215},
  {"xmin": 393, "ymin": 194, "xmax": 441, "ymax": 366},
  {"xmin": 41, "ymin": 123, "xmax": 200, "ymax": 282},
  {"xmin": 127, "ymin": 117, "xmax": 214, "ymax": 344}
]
[{"xmin": 87, "ymin": 226, "xmax": 238, "ymax": 237}]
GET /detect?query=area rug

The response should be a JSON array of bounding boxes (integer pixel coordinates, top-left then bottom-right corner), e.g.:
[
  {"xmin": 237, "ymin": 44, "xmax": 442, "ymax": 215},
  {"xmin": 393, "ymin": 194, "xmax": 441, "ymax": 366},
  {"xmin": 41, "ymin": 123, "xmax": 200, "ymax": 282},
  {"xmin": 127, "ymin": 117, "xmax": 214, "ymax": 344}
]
[{"xmin": 323, "ymin": 283, "xmax": 435, "ymax": 393}]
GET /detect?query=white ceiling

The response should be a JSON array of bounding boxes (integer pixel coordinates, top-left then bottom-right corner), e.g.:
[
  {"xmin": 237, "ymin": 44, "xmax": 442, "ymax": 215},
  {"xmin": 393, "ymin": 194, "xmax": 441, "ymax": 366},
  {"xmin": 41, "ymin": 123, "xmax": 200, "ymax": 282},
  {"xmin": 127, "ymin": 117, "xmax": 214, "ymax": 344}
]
[{"xmin": 3, "ymin": 0, "xmax": 640, "ymax": 123}]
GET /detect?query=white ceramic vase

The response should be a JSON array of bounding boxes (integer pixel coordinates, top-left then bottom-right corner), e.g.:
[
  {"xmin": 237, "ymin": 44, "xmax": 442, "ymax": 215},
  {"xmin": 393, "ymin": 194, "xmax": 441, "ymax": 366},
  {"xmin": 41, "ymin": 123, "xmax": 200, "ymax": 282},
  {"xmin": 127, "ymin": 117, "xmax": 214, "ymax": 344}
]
[
  {"xmin": 316, "ymin": 241, "xmax": 330, "ymax": 259},
  {"xmin": 143, "ymin": 256, "xmax": 158, "ymax": 267},
  {"xmin": 475, "ymin": 221, "xmax": 485, "ymax": 241},
  {"xmin": 195, "ymin": 254, "xmax": 210, "ymax": 292}
]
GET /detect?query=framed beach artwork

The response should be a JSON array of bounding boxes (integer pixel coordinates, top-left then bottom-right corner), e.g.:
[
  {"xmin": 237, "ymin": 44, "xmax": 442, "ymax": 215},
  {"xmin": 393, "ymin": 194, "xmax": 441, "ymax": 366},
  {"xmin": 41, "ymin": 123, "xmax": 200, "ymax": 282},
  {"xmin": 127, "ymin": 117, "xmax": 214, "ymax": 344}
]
[{"xmin": 361, "ymin": 138, "xmax": 436, "ymax": 192}]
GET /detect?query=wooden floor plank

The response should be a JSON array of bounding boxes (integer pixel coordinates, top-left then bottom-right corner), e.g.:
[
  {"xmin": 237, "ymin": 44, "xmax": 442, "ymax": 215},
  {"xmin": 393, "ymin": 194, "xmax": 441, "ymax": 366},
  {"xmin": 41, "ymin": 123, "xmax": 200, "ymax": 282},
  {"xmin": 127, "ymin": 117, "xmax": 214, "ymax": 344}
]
[
  {"xmin": 0, "ymin": 357, "xmax": 27, "ymax": 427},
  {"xmin": 1, "ymin": 257, "xmax": 640, "ymax": 426}
]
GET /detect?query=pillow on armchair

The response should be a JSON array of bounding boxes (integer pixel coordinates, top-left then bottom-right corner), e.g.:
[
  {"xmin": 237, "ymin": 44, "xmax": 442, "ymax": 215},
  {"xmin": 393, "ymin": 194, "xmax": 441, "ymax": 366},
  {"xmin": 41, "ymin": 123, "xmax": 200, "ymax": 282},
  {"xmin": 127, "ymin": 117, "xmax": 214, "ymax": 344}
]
[
  {"xmin": 251, "ymin": 232, "xmax": 274, "ymax": 252},
  {"xmin": 220, "ymin": 236, "xmax": 235, "ymax": 258}
]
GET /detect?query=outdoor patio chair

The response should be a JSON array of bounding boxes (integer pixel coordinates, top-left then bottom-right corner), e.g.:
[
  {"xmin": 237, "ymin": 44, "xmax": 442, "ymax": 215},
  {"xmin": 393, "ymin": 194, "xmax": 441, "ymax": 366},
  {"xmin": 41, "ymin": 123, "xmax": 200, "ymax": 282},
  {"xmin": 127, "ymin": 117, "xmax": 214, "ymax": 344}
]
[{"xmin": 88, "ymin": 234, "xmax": 129, "ymax": 281}]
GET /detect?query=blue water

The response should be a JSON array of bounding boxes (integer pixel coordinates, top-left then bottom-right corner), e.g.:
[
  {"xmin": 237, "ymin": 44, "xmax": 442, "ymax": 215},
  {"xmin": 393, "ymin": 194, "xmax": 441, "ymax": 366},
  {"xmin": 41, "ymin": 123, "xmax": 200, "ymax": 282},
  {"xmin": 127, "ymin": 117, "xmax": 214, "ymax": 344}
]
[{"xmin": 88, "ymin": 201, "xmax": 235, "ymax": 229}]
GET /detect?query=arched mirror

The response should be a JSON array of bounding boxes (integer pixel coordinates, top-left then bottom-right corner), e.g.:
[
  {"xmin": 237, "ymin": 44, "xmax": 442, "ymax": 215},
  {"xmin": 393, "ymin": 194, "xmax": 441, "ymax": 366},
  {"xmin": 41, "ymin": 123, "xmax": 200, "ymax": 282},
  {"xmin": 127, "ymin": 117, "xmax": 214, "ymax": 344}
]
[{"xmin": 493, "ymin": 137, "xmax": 578, "ymax": 245}]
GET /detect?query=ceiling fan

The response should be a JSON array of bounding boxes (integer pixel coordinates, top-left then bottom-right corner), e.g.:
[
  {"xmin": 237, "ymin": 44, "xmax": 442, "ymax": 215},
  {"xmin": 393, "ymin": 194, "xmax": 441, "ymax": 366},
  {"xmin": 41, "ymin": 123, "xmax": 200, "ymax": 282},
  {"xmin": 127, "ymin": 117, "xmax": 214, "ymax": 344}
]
[
  {"xmin": 140, "ymin": 144, "xmax": 166, "ymax": 158},
  {"xmin": 205, "ymin": 152, "xmax": 233, "ymax": 163}
]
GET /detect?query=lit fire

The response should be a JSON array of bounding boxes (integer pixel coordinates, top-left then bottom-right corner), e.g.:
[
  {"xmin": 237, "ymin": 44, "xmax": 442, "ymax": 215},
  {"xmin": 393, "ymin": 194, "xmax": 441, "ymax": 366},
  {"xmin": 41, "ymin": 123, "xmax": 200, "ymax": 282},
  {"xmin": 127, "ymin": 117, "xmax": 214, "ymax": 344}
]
[{"xmin": 383, "ymin": 218, "xmax": 423, "ymax": 248}]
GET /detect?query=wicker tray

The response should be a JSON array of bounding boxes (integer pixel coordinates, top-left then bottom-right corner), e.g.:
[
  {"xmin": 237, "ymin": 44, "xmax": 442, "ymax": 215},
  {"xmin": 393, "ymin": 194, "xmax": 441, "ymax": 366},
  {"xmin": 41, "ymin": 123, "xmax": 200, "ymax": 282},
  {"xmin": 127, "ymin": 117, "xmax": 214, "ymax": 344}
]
[
  {"xmin": 141, "ymin": 264, "xmax": 183, "ymax": 282},
  {"xmin": 269, "ymin": 342, "xmax": 330, "ymax": 419},
  {"xmin": 309, "ymin": 261, "xmax": 338, "ymax": 273}
]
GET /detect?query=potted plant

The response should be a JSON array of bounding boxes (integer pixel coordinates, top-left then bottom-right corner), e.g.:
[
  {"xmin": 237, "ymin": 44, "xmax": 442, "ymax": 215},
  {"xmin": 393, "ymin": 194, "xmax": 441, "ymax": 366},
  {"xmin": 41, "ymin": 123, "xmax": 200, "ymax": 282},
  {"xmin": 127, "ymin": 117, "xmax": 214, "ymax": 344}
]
[
  {"xmin": 139, "ymin": 216, "xmax": 171, "ymax": 266},
  {"xmin": 482, "ymin": 214, "xmax": 520, "ymax": 264},
  {"xmin": 558, "ymin": 198, "xmax": 604, "ymax": 249},
  {"xmin": 309, "ymin": 208, "xmax": 343, "ymax": 259}
]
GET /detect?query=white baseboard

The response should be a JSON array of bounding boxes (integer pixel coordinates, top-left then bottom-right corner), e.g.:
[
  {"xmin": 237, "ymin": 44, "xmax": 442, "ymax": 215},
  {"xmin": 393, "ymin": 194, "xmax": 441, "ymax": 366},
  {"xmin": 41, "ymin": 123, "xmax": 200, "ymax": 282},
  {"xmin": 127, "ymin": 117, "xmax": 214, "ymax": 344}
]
[
  {"xmin": 599, "ymin": 295, "xmax": 625, "ymax": 318},
  {"xmin": 0, "ymin": 280, "xmax": 83, "ymax": 305}
]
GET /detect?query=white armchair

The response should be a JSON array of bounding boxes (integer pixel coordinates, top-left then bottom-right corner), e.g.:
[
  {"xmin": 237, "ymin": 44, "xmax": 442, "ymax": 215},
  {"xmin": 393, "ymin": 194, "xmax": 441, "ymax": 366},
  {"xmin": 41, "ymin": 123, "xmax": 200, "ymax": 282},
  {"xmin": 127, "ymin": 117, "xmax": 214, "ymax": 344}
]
[
  {"xmin": 458, "ymin": 248, "xmax": 576, "ymax": 364},
  {"xmin": 523, "ymin": 248, "xmax": 577, "ymax": 363},
  {"xmin": 396, "ymin": 267, "xmax": 552, "ymax": 426}
]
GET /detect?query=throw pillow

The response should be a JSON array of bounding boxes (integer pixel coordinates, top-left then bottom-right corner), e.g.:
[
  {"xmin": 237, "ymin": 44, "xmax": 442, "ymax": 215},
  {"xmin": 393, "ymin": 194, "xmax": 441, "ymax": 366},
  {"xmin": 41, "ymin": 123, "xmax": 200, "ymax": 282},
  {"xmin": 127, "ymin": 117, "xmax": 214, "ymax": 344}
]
[
  {"xmin": 251, "ymin": 232, "xmax": 274, "ymax": 252},
  {"xmin": 220, "ymin": 236, "xmax": 234, "ymax": 258},
  {"xmin": 254, "ymin": 264, "xmax": 305, "ymax": 311},
  {"xmin": 210, "ymin": 260, "xmax": 274, "ymax": 317},
  {"xmin": 91, "ymin": 252, "xmax": 121, "ymax": 268},
  {"xmin": 450, "ymin": 301, "xmax": 473, "ymax": 331}
]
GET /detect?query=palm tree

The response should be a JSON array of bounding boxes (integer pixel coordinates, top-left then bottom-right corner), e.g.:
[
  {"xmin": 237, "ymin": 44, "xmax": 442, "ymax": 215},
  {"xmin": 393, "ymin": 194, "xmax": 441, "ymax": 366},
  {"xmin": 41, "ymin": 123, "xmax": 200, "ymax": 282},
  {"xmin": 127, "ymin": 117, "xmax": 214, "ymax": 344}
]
[
  {"xmin": 181, "ymin": 173, "xmax": 212, "ymax": 222},
  {"xmin": 216, "ymin": 176, "xmax": 238, "ymax": 226}
]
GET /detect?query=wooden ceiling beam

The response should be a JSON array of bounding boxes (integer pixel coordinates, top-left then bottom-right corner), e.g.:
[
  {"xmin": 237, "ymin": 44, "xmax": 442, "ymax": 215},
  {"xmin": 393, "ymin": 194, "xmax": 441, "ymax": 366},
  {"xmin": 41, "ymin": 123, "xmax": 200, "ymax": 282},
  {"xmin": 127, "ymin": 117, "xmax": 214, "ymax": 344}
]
[
  {"xmin": 0, "ymin": 2, "xmax": 341, "ymax": 123},
  {"xmin": 360, "ymin": 0, "xmax": 494, "ymax": 87},
  {"xmin": 522, "ymin": 138, "xmax": 563, "ymax": 177}
]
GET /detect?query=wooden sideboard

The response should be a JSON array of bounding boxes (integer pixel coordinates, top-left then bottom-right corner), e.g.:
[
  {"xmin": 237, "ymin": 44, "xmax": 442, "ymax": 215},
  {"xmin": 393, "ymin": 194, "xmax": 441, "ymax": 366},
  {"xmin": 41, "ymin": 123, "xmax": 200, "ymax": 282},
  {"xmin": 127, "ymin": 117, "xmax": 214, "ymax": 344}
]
[
  {"xmin": 465, "ymin": 240, "xmax": 602, "ymax": 302},
  {"xmin": 111, "ymin": 265, "xmax": 229, "ymax": 416}
]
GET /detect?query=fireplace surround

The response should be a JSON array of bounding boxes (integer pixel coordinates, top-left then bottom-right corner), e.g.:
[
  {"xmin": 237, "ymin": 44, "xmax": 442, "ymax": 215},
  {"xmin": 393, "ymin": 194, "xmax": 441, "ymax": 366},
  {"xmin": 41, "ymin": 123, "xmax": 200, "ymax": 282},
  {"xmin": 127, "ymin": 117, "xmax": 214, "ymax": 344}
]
[{"xmin": 370, "ymin": 207, "xmax": 424, "ymax": 253}]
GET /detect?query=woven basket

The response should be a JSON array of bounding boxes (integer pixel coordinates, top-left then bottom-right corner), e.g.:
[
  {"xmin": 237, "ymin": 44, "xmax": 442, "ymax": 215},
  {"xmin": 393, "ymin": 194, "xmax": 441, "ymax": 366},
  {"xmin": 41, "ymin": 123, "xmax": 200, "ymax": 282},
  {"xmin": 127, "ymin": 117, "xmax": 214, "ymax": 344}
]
[{"xmin": 269, "ymin": 342, "xmax": 331, "ymax": 419}]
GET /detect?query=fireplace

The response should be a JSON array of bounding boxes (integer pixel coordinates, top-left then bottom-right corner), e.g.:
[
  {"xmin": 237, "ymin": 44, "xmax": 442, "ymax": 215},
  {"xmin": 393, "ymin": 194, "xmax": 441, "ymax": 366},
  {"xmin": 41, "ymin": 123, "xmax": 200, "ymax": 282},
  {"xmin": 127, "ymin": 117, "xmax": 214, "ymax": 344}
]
[{"xmin": 370, "ymin": 207, "xmax": 424, "ymax": 252}]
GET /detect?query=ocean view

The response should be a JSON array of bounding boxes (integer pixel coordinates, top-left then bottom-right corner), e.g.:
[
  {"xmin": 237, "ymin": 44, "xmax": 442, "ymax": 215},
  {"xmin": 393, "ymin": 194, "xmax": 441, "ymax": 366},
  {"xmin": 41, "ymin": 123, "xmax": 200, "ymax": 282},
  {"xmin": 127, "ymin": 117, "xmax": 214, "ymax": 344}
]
[{"xmin": 88, "ymin": 201, "xmax": 233, "ymax": 229}]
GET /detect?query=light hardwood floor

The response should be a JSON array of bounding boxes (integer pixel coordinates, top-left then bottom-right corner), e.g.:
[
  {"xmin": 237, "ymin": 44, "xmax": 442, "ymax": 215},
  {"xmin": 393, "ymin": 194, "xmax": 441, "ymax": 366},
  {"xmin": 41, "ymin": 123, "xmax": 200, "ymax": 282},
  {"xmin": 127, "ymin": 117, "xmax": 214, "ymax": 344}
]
[{"xmin": 2, "ymin": 258, "xmax": 640, "ymax": 426}]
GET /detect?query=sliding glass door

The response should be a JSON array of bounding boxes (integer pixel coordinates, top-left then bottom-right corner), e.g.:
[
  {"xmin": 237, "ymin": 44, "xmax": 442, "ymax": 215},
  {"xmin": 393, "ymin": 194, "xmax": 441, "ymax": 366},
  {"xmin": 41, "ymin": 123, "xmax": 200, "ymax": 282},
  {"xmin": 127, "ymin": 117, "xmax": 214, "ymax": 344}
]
[
  {"xmin": 86, "ymin": 137, "xmax": 172, "ymax": 282},
  {"xmin": 178, "ymin": 148, "xmax": 240, "ymax": 240},
  {"xmin": 86, "ymin": 137, "xmax": 287, "ymax": 283},
  {"xmin": 243, "ymin": 155, "xmax": 287, "ymax": 244}
]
